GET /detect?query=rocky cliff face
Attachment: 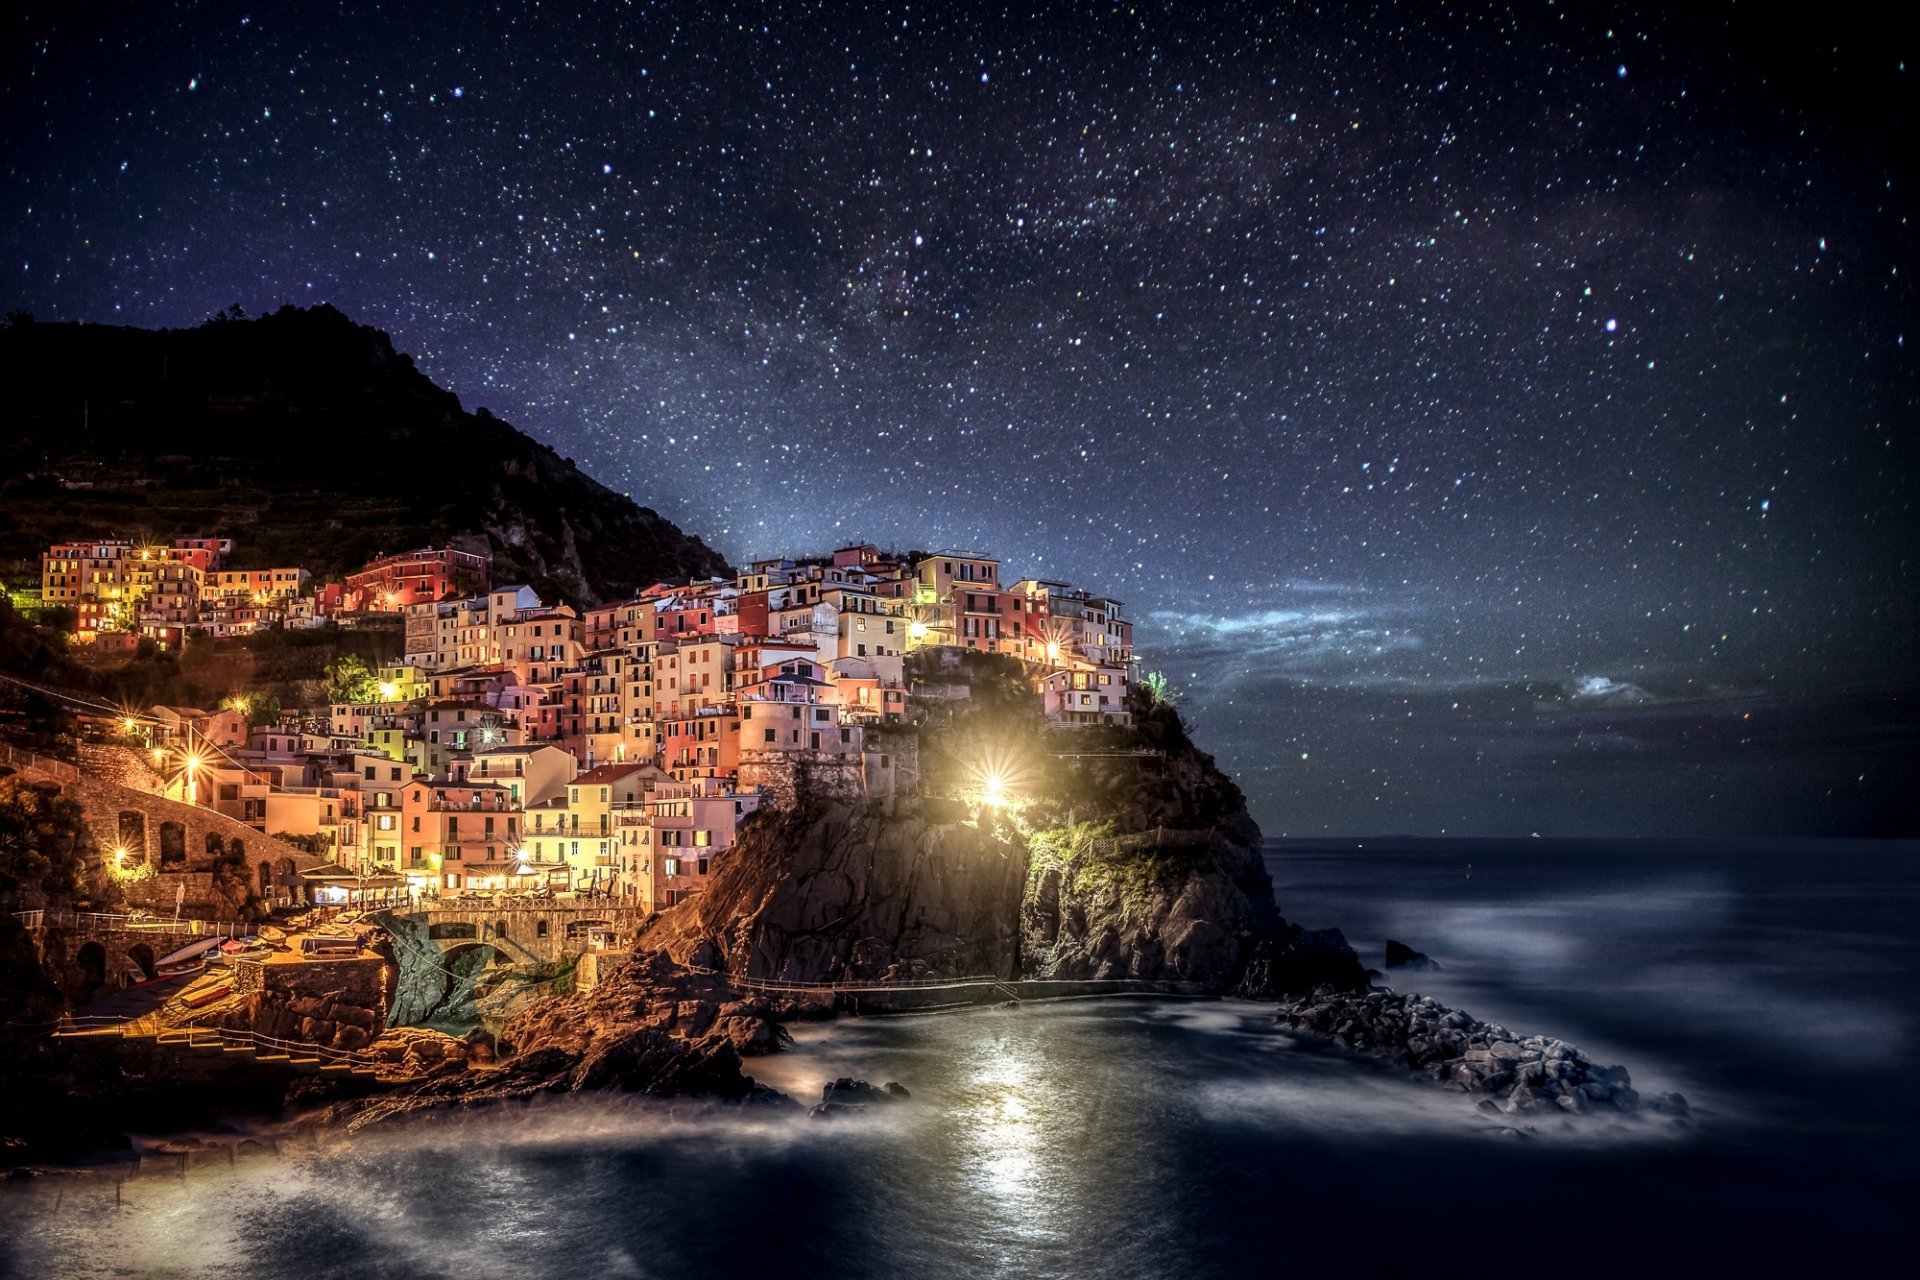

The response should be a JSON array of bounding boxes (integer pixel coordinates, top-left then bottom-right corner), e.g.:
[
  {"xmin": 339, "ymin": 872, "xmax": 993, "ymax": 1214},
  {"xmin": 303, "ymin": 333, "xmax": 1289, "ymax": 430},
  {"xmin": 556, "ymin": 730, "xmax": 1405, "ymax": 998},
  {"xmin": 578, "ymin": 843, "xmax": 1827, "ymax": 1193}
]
[
  {"xmin": 639, "ymin": 803, "xmax": 1030, "ymax": 982},
  {"xmin": 637, "ymin": 784, "xmax": 1366, "ymax": 995},
  {"xmin": 1019, "ymin": 827, "xmax": 1277, "ymax": 987}
]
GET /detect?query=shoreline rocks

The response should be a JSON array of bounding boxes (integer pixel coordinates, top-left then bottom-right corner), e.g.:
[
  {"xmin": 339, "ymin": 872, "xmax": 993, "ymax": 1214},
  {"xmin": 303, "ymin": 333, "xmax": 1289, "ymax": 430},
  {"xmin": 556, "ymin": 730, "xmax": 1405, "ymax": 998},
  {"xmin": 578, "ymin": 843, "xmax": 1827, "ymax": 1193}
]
[
  {"xmin": 808, "ymin": 1077, "xmax": 910, "ymax": 1119},
  {"xmin": 1278, "ymin": 986, "xmax": 1689, "ymax": 1122}
]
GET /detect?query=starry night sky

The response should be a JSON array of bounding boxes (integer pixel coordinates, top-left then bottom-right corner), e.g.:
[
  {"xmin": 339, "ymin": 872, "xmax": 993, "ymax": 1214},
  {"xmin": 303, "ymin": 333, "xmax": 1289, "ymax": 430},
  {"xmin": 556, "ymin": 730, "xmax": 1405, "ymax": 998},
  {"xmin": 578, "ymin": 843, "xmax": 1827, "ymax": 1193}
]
[{"xmin": 5, "ymin": 2, "xmax": 1915, "ymax": 836}]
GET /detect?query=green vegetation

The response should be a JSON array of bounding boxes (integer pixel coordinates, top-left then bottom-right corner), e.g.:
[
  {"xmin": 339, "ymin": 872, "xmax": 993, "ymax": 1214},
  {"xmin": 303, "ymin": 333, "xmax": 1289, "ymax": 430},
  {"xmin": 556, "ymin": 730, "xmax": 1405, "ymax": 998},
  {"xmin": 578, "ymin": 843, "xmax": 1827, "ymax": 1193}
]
[
  {"xmin": 0, "ymin": 775, "xmax": 94, "ymax": 901},
  {"xmin": 321, "ymin": 653, "xmax": 383, "ymax": 704}
]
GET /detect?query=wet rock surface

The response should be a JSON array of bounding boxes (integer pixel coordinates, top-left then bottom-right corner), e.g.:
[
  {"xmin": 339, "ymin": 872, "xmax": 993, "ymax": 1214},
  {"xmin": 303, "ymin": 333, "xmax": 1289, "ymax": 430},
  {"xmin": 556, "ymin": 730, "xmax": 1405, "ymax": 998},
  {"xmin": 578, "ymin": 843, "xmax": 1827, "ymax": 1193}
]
[{"xmin": 1279, "ymin": 986, "xmax": 1690, "ymax": 1122}]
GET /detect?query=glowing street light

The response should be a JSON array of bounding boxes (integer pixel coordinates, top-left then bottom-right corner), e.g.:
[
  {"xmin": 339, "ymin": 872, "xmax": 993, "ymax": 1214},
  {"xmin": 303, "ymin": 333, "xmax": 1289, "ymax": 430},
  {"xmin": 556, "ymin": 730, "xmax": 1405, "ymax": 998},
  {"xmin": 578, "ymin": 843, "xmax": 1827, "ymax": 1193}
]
[{"xmin": 377, "ymin": 681, "xmax": 398, "ymax": 701}]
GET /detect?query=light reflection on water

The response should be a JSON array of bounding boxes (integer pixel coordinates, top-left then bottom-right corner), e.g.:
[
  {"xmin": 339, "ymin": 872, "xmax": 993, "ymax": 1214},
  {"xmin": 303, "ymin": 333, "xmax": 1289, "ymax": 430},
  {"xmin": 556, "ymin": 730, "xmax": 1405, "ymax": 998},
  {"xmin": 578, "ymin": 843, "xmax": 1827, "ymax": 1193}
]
[{"xmin": 4, "ymin": 840, "xmax": 1914, "ymax": 1278}]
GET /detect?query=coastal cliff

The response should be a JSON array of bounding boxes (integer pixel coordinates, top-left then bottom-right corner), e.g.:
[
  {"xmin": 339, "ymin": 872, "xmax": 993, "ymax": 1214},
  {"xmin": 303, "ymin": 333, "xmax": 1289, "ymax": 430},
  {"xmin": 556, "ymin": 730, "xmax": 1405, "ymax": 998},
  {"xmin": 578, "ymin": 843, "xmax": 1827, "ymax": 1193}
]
[{"xmin": 637, "ymin": 802, "xmax": 1029, "ymax": 982}]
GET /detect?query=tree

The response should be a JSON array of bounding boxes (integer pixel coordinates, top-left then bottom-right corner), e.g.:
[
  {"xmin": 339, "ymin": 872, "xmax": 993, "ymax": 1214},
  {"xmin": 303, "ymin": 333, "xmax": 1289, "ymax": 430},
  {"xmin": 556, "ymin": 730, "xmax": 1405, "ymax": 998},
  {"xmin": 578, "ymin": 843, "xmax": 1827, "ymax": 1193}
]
[
  {"xmin": 0, "ymin": 775, "xmax": 93, "ymax": 900},
  {"xmin": 322, "ymin": 653, "xmax": 380, "ymax": 704},
  {"xmin": 233, "ymin": 691, "xmax": 281, "ymax": 727}
]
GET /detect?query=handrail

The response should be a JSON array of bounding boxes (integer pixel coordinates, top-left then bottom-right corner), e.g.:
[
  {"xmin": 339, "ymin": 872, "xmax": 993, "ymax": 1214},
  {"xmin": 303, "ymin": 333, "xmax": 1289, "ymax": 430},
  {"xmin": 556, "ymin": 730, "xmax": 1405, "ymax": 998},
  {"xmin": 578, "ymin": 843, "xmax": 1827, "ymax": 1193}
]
[
  {"xmin": 51, "ymin": 1012, "xmax": 382, "ymax": 1066},
  {"xmin": 0, "ymin": 742, "xmax": 80, "ymax": 782},
  {"xmin": 679, "ymin": 964, "xmax": 1210, "ymax": 998},
  {"xmin": 41, "ymin": 910, "xmax": 248, "ymax": 935}
]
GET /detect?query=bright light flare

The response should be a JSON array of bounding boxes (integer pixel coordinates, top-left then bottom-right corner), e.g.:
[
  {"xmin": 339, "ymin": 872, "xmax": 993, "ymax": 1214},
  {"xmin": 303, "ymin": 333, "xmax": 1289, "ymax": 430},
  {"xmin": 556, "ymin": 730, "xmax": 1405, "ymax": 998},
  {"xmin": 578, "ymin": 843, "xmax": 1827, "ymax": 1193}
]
[{"xmin": 965, "ymin": 744, "xmax": 1034, "ymax": 814}]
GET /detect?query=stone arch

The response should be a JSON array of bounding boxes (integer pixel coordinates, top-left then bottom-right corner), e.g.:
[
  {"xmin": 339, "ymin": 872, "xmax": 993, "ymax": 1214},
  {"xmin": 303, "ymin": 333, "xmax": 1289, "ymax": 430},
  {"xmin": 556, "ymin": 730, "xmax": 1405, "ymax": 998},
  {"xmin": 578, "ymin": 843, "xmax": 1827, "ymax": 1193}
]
[
  {"xmin": 126, "ymin": 942, "xmax": 157, "ymax": 982},
  {"xmin": 441, "ymin": 940, "xmax": 505, "ymax": 974},
  {"xmin": 258, "ymin": 860, "xmax": 273, "ymax": 896},
  {"xmin": 493, "ymin": 918, "xmax": 510, "ymax": 941},
  {"xmin": 76, "ymin": 940, "xmax": 107, "ymax": 997},
  {"xmin": 157, "ymin": 821, "xmax": 187, "ymax": 866},
  {"xmin": 230, "ymin": 838, "xmax": 246, "ymax": 862},
  {"xmin": 205, "ymin": 832, "xmax": 226, "ymax": 858},
  {"xmin": 536, "ymin": 919, "xmax": 549, "ymax": 939},
  {"xmin": 116, "ymin": 810, "xmax": 147, "ymax": 860}
]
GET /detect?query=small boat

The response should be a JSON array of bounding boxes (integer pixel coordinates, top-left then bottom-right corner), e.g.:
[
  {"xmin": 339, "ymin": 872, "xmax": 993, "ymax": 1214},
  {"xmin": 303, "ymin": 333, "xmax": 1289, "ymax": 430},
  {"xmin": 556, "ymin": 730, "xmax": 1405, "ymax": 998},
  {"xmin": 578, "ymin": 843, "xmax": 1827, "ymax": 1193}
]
[
  {"xmin": 122, "ymin": 964, "xmax": 195, "ymax": 989},
  {"xmin": 182, "ymin": 983, "xmax": 232, "ymax": 1009},
  {"xmin": 258, "ymin": 925, "xmax": 287, "ymax": 943},
  {"xmin": 154, "ymin": 937, "xmax": 223, "ymax": 970}
]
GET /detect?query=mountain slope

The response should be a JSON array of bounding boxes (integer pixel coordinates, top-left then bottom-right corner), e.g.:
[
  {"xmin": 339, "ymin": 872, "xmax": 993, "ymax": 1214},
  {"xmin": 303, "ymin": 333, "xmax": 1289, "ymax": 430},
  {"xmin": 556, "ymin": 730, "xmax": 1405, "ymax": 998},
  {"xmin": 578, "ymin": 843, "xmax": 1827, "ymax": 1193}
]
[{"xmin": 0, "ymin": 306, "xmax": 727, "ymax": 605}]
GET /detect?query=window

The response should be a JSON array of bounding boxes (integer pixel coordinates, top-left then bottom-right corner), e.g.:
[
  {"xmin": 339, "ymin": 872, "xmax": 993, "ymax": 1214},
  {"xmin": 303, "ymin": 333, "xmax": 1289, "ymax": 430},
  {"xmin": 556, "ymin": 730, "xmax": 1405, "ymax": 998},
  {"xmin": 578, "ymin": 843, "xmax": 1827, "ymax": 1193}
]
[
  {"xmin": 765, "ymin": 728, "xmax": 776, "ymax": 743},
  {"xmin": 663, "ymin": 857, "xmax": 680, "ymax": 876}
]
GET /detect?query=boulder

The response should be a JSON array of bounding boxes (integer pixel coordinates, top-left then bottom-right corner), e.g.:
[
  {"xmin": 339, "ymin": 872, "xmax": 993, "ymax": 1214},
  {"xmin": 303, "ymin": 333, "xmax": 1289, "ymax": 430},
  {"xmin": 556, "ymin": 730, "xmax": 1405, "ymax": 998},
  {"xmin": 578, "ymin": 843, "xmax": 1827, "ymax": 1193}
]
[
  {"xmin": 809, "ymin": 1076, "xmax": 906, "ymax": 1119},
  {"xmin": 1383, "ymin": 939, "xmax": 1440, "ymax": 971}
]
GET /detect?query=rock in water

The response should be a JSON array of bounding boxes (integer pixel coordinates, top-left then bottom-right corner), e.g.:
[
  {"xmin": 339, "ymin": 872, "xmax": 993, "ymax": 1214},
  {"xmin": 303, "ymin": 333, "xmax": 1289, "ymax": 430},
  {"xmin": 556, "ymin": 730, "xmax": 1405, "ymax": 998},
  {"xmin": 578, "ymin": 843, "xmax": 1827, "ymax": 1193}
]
[
  {"xmin": 810, "ymin": 1076, "xmax": 906, "ymax": 1119},
  {"xmin": 1384, "ymin": 939, "xmax": 1440, "ymax": 971}
]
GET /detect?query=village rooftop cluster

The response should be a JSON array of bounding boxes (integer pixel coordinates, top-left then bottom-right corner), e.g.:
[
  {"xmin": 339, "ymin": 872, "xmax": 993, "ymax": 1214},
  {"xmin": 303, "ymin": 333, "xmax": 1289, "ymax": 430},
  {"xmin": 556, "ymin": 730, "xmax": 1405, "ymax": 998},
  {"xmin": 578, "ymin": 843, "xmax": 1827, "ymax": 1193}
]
[{"xmin": 38, "ymin": 539, "xmax": 1135, "ymax": 911}]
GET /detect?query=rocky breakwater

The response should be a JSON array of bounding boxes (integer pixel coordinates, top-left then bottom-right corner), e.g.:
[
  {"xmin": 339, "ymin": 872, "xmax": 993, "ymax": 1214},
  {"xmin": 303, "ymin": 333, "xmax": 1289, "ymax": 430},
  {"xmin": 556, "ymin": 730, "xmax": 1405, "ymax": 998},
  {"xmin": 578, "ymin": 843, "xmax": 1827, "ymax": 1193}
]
[
  {"xmin": 1279, "ymin": 986, "xmax": 1690, "ymax": 1123},
  {"xmin": 312, "ymin": 952, "xmax": 798, "ymax": 1132}
]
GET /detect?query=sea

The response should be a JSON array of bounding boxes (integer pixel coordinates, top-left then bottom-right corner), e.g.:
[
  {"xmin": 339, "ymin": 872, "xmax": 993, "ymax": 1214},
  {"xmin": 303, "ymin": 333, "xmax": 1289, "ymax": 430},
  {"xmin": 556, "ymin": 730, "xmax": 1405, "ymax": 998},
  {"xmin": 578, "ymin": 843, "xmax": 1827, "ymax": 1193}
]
[{"xmin": 2, "ymin": 838, "xmax": 1914, "ymax": 1279}]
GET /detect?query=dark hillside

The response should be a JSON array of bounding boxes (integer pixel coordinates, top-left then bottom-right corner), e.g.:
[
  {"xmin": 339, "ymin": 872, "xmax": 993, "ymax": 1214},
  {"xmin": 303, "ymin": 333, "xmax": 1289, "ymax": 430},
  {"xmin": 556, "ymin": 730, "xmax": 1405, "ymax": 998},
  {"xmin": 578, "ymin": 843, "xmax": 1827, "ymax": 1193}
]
[{"xmin": 0, "ymin": 306, "xmax": 727, "ymax": 605}]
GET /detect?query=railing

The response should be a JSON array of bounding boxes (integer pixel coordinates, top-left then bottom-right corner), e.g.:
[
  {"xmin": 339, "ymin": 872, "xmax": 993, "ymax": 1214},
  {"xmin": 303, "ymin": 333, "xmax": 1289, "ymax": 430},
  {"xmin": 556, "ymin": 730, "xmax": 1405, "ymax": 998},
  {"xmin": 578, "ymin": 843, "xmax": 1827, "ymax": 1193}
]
[
  {"xmin": 0, "ymin": 743, "xmax": 79, "ymax": 783},
  {"xmin": 11, "ymin": 909, "xmax": 45, "ymax": 929},
  {"xmin": 52, "ymin": 1016, "xmax": 382, "ymax": 1069},
  {"xmin": 681, "ymin": 964, "xmax": 1211, "ymax": 999},
  {"xmin": 41, "ymin": 910, "xmax": 249, "ymax": 936},
  {"xmin": 1084, "ymin": 827, "xmax": 1217, "ymax": 858}
]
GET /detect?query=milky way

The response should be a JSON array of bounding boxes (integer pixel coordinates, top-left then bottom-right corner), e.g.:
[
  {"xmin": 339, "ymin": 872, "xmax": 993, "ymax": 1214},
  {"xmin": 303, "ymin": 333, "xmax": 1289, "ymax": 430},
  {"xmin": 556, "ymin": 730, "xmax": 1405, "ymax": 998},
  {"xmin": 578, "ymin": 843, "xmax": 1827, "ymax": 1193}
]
[{"xmin": 4, "ymin": 3, "xmax": 1914, "ymax": 834}]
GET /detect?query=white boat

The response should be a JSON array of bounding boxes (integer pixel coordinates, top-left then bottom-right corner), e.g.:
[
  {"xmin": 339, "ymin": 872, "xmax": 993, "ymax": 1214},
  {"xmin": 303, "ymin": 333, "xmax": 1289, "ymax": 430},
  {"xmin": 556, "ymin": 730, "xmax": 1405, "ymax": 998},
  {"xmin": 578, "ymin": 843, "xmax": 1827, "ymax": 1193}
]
[{"xmin": 154, "ymin": 937, "xmax": 224, "ymax": 970}]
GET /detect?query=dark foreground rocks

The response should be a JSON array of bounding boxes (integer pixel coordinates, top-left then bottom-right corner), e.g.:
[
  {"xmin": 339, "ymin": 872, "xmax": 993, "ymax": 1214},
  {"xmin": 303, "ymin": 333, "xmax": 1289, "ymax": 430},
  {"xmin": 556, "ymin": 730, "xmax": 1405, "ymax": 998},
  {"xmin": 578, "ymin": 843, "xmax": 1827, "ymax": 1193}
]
[
  {"xmin": 1279, "ymin": 986, "xmax": 1690, "ymax": 1121},
  {"xmin": 808, "ymin": 1077, "xmax": 911, "ymax": 1119},
  {"xmin": 303, "ymin": 953, "xmax": 804, "ymax": 1133}
]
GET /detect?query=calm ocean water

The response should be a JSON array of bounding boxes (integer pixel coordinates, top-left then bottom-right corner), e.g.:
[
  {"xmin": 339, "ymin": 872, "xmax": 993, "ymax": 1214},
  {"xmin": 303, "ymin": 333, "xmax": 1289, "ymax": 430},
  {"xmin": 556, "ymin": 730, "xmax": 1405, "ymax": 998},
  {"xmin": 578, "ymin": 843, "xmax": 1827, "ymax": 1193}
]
[{"xmin": 4, "ymin": 838, "xmax": 1914, "ymax": 1278}]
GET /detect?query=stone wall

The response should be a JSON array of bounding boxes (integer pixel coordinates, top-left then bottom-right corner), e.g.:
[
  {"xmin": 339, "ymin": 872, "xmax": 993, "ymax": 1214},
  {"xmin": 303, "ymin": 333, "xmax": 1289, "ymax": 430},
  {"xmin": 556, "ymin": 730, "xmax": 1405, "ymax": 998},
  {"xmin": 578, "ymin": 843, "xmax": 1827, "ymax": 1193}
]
[
  {"xmin": 36, "ymin": 917, "xmax": 240, "ymax": 1004},
  {"xmin": 58, "ymin": 773, "xmax": 329, "ymax": 916},
  {"xmin": 227, "ymin": 954, "xmax": 390, "ymax": 1051}
]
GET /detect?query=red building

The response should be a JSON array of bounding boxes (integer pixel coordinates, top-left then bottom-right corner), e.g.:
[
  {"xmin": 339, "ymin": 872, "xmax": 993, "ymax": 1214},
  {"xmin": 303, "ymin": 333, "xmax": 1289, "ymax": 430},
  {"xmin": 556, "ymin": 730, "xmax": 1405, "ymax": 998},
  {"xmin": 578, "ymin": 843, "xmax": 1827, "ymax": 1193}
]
[{"xmin": 346, "ymin": 547, "xmax": 491, "ymax": 612}]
